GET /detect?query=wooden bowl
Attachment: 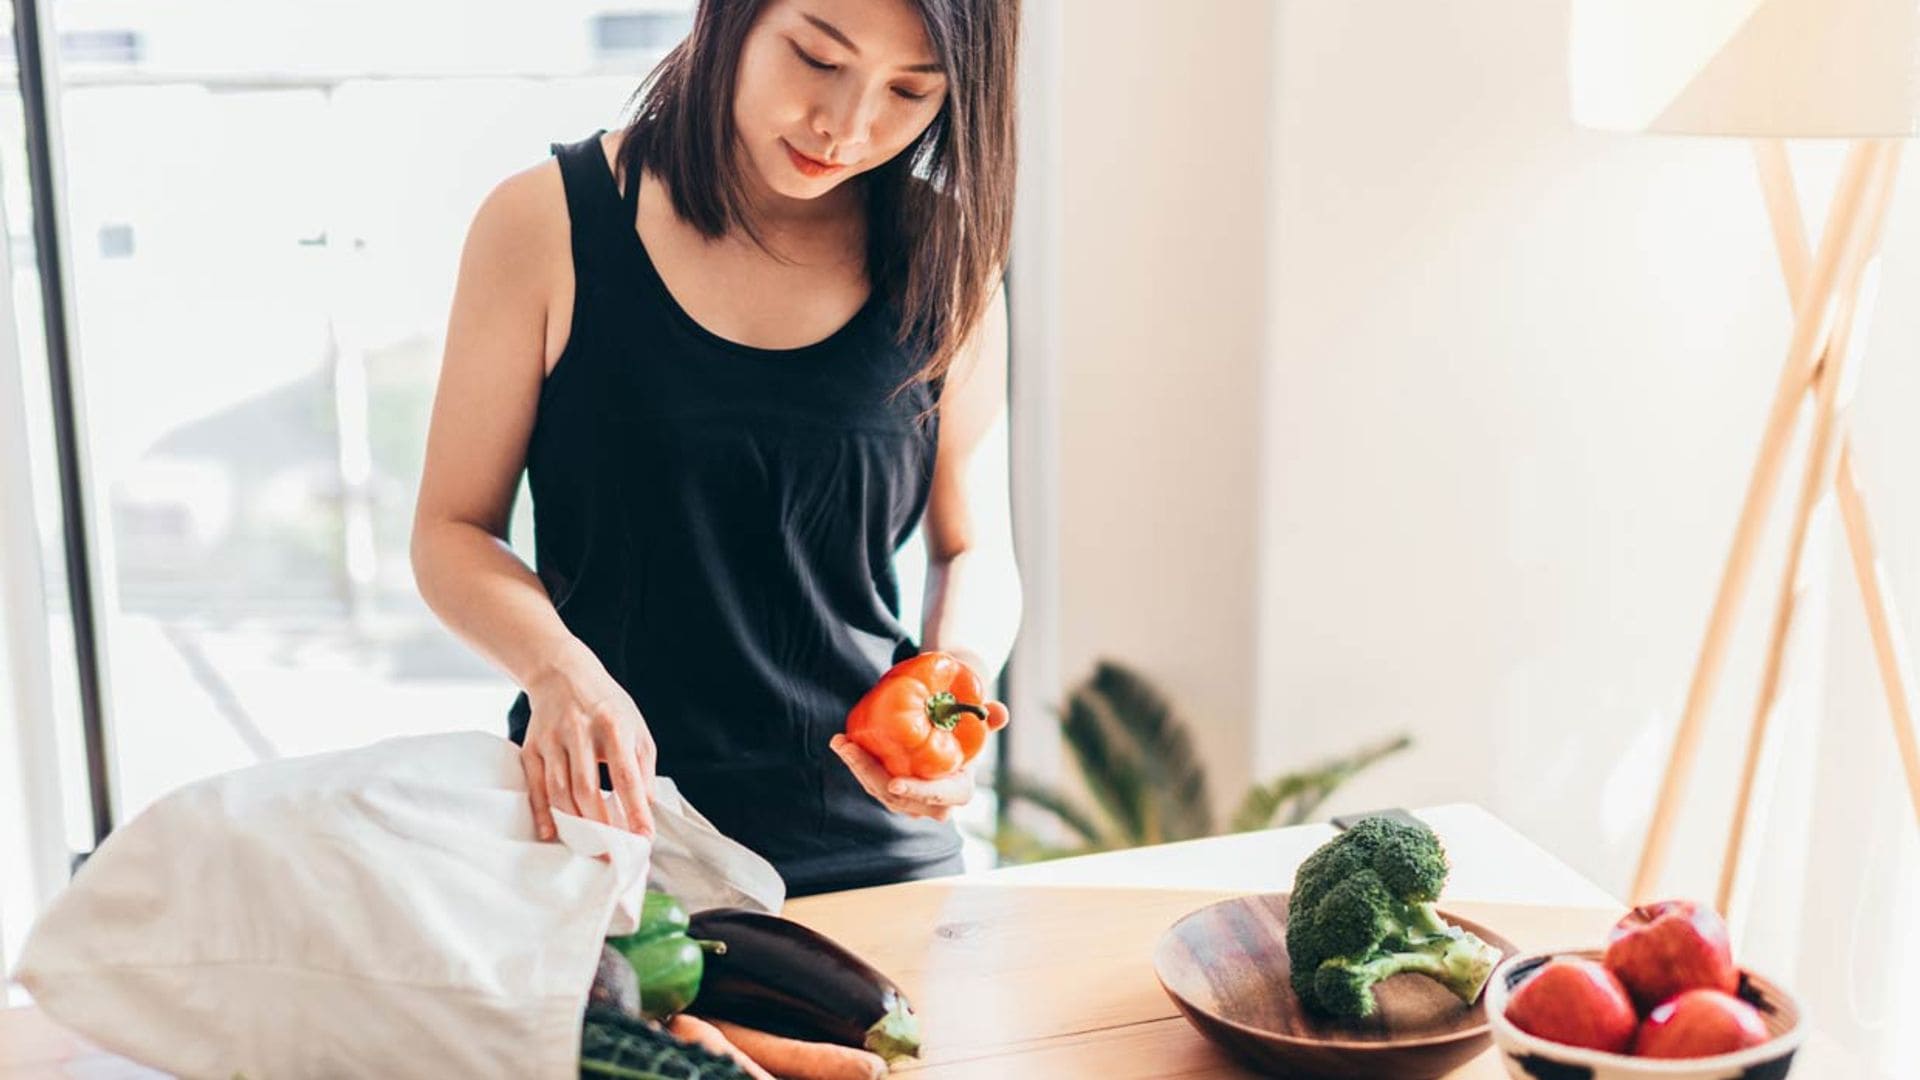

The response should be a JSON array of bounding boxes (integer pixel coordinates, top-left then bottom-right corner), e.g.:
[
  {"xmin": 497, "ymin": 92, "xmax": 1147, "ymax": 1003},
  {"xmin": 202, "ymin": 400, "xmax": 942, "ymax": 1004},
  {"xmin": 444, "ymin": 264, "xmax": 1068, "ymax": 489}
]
[{"xmin": 1153, "ymin": 892, "xmax": 1518, "ymax": 1079}]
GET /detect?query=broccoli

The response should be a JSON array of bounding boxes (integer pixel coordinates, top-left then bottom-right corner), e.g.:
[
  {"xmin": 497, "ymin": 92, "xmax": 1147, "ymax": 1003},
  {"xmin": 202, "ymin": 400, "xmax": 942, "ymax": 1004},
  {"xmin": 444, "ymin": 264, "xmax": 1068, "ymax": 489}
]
[{"xmin": 1284, "ymin": 816, "xmax": 1501, "ymax": 1020}]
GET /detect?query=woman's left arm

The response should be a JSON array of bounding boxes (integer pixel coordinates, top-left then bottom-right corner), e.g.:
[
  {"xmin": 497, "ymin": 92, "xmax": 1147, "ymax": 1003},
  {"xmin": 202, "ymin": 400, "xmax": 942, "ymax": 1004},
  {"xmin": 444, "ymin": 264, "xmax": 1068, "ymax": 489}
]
[
  {"xmin": 830, "ymin": 280, "xmax": 1023, "ymax": 820},
  {"xmin": 916, "ymin": 278, "xmax": 1022, "ymax": 680}
]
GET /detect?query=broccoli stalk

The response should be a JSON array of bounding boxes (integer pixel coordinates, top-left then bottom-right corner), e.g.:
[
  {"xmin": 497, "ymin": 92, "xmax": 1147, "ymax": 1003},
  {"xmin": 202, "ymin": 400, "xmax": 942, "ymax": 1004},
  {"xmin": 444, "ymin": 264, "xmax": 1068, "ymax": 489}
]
[
  {"xmin": 1307, "ymin": 920, "xmax": 1501, "ymax": 1019},
  {"xmin": 1285, "ymin": 817, "xmax": 1502, "ymax": 1020}
]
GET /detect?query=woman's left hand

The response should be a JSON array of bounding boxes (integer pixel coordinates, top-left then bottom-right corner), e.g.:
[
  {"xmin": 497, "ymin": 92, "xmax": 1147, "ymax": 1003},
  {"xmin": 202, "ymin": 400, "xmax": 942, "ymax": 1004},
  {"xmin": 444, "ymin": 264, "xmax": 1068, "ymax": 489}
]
[{"xmin": 830, "ymin": 734, "xmax": 974, "ymax": 821}]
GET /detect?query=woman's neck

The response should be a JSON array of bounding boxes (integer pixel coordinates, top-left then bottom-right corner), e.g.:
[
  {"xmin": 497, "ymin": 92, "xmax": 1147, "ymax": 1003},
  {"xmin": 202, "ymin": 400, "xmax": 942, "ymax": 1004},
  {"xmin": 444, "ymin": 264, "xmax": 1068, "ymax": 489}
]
[{"xmin": 736, "ymin": 188, "xmax": 868, "ymax": 272}]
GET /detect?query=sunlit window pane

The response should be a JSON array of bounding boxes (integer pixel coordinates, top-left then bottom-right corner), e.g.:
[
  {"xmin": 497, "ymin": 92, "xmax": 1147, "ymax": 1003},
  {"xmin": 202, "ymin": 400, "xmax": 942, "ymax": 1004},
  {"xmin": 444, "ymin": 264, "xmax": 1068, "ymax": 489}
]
[{"xmin": 35, "ymin": 3, "xmax": 688, "ymax": 818}]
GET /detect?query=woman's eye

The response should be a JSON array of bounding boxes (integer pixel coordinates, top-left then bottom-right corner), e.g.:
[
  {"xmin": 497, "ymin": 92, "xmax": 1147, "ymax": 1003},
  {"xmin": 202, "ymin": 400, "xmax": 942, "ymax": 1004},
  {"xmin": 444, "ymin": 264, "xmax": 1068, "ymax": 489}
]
[
  {"xmin": 893, "ymin": 88, "xmax": 930, "ymax": 102},
  {"xmin": 792, "ymin": 46, "xmax": 838, "ymax": 72}
]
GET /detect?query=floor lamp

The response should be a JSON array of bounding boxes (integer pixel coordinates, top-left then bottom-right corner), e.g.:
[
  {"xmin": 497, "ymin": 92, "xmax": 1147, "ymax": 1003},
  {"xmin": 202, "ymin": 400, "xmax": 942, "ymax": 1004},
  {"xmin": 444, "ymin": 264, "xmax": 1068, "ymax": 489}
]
[{"xmin": 1569, "ymin": 0, "xmax": 1920, "ymax": 917}]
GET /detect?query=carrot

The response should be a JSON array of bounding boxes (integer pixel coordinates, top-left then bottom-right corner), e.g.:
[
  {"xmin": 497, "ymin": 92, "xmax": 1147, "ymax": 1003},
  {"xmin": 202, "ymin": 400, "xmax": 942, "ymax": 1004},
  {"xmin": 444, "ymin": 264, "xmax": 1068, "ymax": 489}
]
[
  {"xmin": 667, "ymin": 1013, "xmax": 778, "ymax": 1080},
  {"xmin": 703, "ymin": 1018, "xmax": 889, "ymax": 1080}
]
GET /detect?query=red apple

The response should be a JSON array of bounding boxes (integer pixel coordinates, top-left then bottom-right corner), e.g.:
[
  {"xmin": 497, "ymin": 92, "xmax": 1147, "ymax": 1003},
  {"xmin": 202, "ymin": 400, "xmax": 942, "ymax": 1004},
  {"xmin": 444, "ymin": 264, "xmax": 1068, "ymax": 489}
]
[
  {"xmin": 1603, "ymin": 899, "xmax": 1739, "ymax": 1012},
  {"xmin": 1633, "ymin": 989, "xmax": 1770, "ymax": 1058},
  {"xmin": 1503, "ymin": 957, "xmax": 1638, "ymax": 1054}
]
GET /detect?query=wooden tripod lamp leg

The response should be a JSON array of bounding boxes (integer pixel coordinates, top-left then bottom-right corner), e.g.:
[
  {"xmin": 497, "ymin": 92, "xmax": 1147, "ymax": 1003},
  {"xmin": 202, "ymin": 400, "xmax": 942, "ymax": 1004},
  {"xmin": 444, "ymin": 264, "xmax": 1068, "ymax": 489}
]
[
  {"xmin": 1631, "ymin": 140, "xmax": 1887, "ymax": 904},
  {"xmin": 1834, "ymin": 448, "xmax": 1920, "ymax": 829},
  {"xmin": 1753, "ymin": 142, "xmax": 1811, "ymax": 293},
  {"xmin": 1756, "ymin": 141, "xmax": 1919, "ymax": 832},
  {"xmin": 1750, "ymin": 139, "xmax": 1918, "ymax": 816},
  {"xmin": 1714, "ymin": 147, "xmax": 1902, "ymax": 918},
  {"xmin": 1714, "ymin": 285, "xmax": 1857, "ymax": 916}
]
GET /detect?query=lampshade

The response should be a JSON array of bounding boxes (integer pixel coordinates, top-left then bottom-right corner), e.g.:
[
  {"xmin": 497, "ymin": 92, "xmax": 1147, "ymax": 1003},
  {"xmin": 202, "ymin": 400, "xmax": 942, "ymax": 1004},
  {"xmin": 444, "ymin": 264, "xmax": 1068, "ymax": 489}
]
[{"xmin": 1570, "ymin": 0, "xmax": 1920, "ymax": 137}]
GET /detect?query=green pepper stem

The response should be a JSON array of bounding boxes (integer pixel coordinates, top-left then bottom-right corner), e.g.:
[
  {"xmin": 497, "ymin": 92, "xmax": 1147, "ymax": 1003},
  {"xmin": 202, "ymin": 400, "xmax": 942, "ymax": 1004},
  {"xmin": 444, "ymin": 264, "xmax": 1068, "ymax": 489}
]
[
  {"xmin": 926, "ymin": 691, "xmax": 990, "ymax": 731},
  {"xmin": 696, "ymin": 939, "xmax": 727, "ymax": 956},
  {"xmin": 864, "ymin": 1001, "xmax": 923, "ymax": 1063}
]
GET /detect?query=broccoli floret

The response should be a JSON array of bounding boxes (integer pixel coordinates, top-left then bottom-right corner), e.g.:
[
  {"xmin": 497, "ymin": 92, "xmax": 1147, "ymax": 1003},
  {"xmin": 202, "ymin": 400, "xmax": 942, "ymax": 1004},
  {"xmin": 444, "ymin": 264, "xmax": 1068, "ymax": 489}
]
[{"xmin": 1285, "ymin": 817, "xmax": 1500, "ymax": 1020}]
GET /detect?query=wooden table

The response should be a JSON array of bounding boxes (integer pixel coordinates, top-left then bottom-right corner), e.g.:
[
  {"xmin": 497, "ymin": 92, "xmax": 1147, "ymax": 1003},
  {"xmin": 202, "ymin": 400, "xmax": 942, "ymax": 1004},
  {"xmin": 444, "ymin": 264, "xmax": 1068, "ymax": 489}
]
[
  {"xmin": 0, "ymin": 804, "xmax": 1877, "ymax": 1078},
  {"xmin": 781, "ymin": 804, "xmax": 1876, "ymax": 1078}
]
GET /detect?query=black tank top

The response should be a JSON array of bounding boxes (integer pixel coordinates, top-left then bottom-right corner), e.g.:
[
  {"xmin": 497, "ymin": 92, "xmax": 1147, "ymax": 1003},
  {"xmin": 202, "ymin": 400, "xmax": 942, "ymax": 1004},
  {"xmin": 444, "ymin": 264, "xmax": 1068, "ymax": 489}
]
[{"xmin": 506, "ymin": 130, "xmax": 959, "ymax": 895}]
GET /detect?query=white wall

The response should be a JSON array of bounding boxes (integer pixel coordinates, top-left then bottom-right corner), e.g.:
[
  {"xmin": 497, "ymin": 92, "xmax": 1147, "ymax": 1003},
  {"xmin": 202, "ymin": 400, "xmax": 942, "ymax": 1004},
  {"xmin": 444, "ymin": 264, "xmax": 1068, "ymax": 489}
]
[
  {"xmin": 1250, "ymin": 0, "xmax": 1920, "ymax": 922},
  {"xmin": 1254, "ymin": 0, "xmax": 1808, "ymax": 902},
  {"xmin": 1052, "ymin": 0, "xmax": 1274, "ymax": 820}
]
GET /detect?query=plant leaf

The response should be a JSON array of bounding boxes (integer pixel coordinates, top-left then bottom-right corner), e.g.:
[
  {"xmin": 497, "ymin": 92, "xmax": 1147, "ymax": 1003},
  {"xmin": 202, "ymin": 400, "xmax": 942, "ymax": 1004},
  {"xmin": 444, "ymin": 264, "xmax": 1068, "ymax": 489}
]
[
  {"xmin": 1061, "ymin": 677, "xmax": 1153, "ymax": 844},
  {"xmin": 1228, "ymin": 771, "xmax": 1319, "ymax": 834},
  {"xmin": 1086, "ymin": 659, "xmax": 1214, "ymax": 841},
  {"xmin": 1229, "ymin": 733, "xmax": 1413, "ymax": 832},
  {"xmin": 971, "ymin": 821, "xmax": 1098, "ymax": 865},
  {"xmin": 995, "ymin": 770, "xmax": 1112, "ymax": 848}
]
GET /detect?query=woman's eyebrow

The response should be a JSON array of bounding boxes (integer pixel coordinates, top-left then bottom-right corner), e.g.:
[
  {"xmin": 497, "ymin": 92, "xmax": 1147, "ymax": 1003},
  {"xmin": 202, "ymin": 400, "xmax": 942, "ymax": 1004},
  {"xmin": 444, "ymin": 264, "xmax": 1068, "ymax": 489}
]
[{"xmin": 800, "ymin": 11, "xmax": 946, "ymax": 73}]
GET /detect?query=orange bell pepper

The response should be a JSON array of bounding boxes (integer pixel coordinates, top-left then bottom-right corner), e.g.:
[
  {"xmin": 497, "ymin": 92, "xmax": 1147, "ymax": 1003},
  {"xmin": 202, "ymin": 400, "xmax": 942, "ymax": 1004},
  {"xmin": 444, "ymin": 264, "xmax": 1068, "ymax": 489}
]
[{"xmin": 844, "ymin": 652, "xmax": 1011, "ymax": 780}]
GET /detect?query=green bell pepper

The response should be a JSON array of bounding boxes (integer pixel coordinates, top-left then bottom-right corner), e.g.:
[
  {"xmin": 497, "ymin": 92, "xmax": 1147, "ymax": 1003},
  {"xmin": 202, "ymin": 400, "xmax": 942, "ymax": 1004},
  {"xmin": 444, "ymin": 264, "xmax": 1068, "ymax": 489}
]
[{"xmin": 606, "ymin": 890, "xmax": 726, "ymax": 1021}]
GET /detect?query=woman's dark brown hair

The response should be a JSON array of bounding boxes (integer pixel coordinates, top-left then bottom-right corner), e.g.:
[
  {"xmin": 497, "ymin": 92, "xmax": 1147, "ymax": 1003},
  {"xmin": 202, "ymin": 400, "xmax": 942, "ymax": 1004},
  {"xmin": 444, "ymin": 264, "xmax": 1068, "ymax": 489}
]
[{"xmin": 615, "ymin": 0, "xmax": 1018, "ymax": 399}]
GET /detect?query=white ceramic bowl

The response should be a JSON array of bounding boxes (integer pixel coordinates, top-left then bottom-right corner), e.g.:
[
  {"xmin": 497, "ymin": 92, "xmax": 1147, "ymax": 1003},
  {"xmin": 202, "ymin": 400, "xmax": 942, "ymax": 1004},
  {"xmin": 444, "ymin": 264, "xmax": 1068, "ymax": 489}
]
[{"xmin": 1485, "ymin": 949, "xmax": 1805, "ymax": 1080}]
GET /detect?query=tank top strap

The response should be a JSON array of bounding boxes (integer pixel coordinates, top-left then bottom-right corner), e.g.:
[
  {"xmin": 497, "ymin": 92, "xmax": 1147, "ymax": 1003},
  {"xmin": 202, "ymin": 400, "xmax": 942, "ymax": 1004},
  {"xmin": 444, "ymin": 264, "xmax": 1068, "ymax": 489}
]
[{"xmin": 548, "ymin": 128, "xmax": 635, "ymax": 280}]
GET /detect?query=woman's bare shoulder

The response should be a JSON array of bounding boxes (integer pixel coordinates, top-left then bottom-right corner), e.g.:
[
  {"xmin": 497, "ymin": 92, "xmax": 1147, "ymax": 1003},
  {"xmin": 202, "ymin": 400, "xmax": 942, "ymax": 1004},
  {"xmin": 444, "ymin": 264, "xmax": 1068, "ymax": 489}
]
[
  {"xmin": 457, "ymin": 153, "xmax": 577, "ymax": 370},
  {"xmin": 467, "ymin": 155, "xmax": 570, "ymax": 277}
]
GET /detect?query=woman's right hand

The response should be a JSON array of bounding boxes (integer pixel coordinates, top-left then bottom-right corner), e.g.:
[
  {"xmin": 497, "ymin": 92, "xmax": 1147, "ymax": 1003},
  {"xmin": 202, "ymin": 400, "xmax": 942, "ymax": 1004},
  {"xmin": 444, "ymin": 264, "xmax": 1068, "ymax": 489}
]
[{"xmin": 521, "ymin": 654, "xmax": 657, "ymax": 840}]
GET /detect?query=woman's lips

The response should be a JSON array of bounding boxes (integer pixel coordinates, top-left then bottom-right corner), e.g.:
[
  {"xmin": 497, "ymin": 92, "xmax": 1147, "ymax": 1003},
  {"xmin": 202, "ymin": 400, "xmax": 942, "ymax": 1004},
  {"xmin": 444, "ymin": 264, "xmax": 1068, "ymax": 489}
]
[{"xmin": 783, "ymin": 140, "xmax": 846, "ymax": 178}]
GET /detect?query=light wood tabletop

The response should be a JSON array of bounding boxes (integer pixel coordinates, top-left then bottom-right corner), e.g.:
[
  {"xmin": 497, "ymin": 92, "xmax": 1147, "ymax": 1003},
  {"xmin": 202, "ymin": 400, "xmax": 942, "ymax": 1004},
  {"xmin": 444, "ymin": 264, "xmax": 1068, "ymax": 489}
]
[{"xmin": 0, "ymin": 804, "xmax": 1878, "ymax": 1078}]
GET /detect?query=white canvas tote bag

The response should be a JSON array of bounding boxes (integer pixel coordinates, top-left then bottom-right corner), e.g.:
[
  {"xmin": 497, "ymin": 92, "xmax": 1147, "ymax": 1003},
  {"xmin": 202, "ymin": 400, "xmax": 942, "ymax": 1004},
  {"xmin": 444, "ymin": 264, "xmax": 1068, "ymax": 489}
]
[{"xmin": 10, "ymin": 730, "xmax": 783, "ymax": 1079}]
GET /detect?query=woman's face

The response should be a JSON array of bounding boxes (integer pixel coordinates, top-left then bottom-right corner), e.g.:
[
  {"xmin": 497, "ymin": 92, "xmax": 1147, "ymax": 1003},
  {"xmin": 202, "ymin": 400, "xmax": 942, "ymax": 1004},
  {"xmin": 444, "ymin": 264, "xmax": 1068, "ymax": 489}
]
[{"xmin": 732, "ymin": 0, "xmax": 950, "ymax": 205}]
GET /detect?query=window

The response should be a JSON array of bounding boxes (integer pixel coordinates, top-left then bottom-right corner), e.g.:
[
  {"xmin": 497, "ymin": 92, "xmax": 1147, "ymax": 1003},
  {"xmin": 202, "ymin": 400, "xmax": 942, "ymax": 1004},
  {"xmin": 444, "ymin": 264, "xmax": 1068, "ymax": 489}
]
[
  {"xmin": 592, "ymin": 11, "xmax": 695, "ymax": 63},
  {"xmin": 1, "ymin": 1, "xmax": 691, "ymax": 826}
]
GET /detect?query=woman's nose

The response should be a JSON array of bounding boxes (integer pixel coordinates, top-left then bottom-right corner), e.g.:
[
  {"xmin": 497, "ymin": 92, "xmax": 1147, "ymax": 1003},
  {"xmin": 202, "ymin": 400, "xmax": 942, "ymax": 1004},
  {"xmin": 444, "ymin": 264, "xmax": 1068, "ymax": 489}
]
[{"xmin": 815, "ymin": 85, "xmax": 882, "ymax": 162}]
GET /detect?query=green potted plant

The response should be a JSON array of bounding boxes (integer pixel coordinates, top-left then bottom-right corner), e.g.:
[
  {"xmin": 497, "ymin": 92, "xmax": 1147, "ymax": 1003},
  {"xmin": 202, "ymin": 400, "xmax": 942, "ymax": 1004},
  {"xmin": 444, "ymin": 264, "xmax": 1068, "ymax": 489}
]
[{"xmin": 990, "ymin": 659, "xmax": 1411, "ymax": 863}]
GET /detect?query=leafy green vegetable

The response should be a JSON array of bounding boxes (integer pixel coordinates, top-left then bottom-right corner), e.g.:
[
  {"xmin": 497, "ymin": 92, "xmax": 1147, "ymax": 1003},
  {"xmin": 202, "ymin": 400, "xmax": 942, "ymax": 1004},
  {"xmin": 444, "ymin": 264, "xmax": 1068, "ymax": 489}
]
[
  {"xmin": 579, "ymin": 1007, "xmax": 753, "ymax": 1080},
  {"xmin": 1285, "ymin": 816, "xmax": 1501, "ymax": 1020}
]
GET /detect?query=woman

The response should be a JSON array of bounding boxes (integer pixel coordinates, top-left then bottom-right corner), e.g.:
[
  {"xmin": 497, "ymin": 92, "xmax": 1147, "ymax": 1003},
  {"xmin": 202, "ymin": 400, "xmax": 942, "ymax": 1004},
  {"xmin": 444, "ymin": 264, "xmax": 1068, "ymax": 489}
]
[{"xmin": 410, "ymin": 0, "xmax": 1022, "ymax": 897}]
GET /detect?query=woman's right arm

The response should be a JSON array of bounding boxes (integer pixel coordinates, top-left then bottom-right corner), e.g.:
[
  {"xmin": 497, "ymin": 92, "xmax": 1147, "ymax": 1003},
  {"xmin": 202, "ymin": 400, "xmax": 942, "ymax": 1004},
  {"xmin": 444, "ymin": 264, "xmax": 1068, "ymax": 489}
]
[{"xmin": 410, "ymin": 162, "xmax": 656, "ymax": 840}]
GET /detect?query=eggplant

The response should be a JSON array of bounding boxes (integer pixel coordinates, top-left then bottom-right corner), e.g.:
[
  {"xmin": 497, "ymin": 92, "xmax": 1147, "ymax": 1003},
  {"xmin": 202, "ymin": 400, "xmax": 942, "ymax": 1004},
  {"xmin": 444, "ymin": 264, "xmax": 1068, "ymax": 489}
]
[
  {"xmin": 588, "ymin": 943, "xmax": 642, "ymax": 1020},
  {"xmin": 687, "ymin": 908, "xmax": 920, "ymax": 1062}
]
